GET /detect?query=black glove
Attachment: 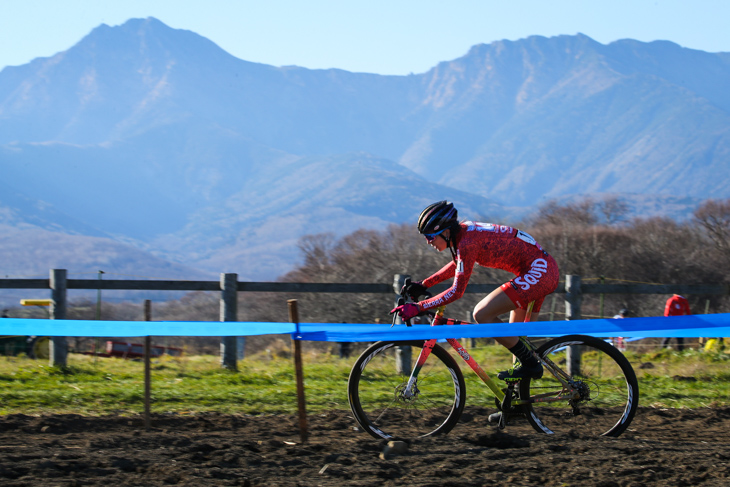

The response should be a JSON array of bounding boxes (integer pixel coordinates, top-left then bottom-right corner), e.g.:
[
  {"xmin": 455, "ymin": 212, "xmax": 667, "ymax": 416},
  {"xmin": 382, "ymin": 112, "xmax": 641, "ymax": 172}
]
[{"xmin": 402, "ymin": 280, "xmax": 428, "ymax": 300}]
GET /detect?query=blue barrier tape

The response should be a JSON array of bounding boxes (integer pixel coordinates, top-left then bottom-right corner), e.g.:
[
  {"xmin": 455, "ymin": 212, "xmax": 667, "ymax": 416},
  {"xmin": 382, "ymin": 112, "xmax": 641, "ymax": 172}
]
[
  {"xmin": 293, "ymin": 314, "xmax": 730, "ymax": 342},
  {"xmin": 1, "ymin": 314, "xmax": 729, "ymax": 341},
  {"xmin": 0, "ymin": 319, "xmax": 294, "ymax": 337}
]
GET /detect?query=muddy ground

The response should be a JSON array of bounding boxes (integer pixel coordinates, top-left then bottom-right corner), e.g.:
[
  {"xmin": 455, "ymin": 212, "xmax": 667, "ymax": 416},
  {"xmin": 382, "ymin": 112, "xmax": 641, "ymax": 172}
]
[{"xmin": 0, "ymin": 406, "xmax": 729, "ymax": 486}]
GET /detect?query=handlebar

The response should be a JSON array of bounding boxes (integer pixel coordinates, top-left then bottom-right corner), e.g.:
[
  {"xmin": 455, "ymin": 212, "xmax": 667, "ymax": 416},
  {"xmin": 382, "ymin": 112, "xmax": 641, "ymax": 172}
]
[
  {"xmin": 391, "ymin": 296, "xmax": 408, "ymax": 327},
  {"xmin": 391, "ymin": 277, "xmax": 433, "ymax": 327}
]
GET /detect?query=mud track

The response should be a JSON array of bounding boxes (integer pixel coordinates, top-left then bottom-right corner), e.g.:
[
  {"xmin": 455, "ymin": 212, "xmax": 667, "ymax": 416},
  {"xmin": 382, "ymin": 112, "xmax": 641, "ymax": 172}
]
[{"xmin": 1, "ymin": 407, "xmax": 729, "ymax": 486}]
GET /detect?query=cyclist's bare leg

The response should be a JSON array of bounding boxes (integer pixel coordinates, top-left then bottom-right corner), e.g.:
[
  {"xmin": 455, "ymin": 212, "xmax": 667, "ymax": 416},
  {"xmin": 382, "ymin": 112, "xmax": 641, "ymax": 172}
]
[
  {"xmin": 473, "ymin": 288, "xmax": 542, "ymax": 348},
  {"xmin": 473, "ymin": 287, "xmax": 520, "ymax": 348}
]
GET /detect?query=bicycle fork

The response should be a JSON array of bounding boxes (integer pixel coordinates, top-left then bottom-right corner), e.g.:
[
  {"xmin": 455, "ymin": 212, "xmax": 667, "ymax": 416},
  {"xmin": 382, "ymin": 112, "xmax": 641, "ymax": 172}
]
[{"xmin": 401, "ymin": 339, "xmax": 437, "ymax": 399}]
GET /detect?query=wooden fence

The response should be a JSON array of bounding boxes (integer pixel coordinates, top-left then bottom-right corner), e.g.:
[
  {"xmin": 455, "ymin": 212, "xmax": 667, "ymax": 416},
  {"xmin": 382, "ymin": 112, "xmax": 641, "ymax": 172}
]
[{"xmin": 2, "ymin": 269, "xmax": 728, "ymax": 368}]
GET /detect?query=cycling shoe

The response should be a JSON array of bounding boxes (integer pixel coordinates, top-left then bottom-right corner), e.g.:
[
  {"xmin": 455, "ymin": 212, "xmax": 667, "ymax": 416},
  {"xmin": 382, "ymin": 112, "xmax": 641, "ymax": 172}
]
[{"xmin": 497, "ymin": 363, "xmax": 543, "ymax": 381}]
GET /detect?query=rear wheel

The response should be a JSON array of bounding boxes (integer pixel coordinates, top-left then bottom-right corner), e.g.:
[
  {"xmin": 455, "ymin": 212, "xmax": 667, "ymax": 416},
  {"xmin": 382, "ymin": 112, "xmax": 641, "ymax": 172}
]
[
  {"xmin": 520, "ymin": 334, "xmax": 639, "ymax": 437},
  {"xmin": 348, "ymin": 340, "xmax": 466, "ymax": 440}
]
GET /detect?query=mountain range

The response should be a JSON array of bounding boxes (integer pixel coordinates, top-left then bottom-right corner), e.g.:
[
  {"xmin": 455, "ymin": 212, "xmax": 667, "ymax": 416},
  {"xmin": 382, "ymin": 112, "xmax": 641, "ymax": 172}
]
[{"xmin": 1, "ymin": 17, "xmax": 728, "ymax": 291}]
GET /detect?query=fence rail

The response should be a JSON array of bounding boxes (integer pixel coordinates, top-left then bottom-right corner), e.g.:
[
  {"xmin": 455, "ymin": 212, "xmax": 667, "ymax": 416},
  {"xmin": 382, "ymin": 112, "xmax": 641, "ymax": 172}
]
[
  {"xmin": 2, "ymin": 270, "xmax": 729, "ymax": 368},
  {"xmin": 4, "ymin": 278, "xmax": 728, "ymax": 296}
]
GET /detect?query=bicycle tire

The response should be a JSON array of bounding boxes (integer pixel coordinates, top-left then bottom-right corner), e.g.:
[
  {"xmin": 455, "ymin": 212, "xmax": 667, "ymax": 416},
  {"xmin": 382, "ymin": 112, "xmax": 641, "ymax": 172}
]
[
  {"xmin": 520, "ymin": 334, "xmax": 639, "ymax": 437},
  {"xmin": 348, "ymin": 340, "xmax": 466, "ymax": 440}
]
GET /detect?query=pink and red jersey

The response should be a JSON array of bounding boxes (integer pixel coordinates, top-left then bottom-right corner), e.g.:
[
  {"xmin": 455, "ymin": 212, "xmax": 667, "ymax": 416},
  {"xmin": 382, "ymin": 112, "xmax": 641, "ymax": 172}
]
[{"xmin": 419, "ymin": 222, "xmax": 559, "ymax": 312}]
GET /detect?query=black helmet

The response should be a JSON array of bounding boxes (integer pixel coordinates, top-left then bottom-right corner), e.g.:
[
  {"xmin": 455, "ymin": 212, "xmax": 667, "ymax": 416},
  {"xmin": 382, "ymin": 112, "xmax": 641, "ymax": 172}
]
[
  {"xmin": 620, "ymin": 308, "xmax": 630, "ymax": 316},
  {"xmin": 417, "ymin": 201, "xmax": 458, "ymax": 235}
]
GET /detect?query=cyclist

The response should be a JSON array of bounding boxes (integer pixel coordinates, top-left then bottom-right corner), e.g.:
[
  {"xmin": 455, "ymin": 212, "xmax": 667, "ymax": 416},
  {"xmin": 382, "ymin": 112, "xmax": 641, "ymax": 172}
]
[{"xmin": 391, "ymin": 200, "xmax": 560, "ymax": 380}]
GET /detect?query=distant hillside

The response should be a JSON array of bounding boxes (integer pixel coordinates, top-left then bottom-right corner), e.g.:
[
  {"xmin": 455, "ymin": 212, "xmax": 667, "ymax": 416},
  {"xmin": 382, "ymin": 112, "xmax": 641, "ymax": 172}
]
[
  {"xmin": 1, "ymin": 18, "xmax": 728, "ymax": 281},
  {"xmin": 0, "ymin": 223, "xmax": 214, "ymax": 307},
  {"xmin": 151, "ymin": 152, "xmax": 511, "ymax": 278},
  {"xmin": 0, "ymin": 224, "xmax": 210, "ymax": 279}
]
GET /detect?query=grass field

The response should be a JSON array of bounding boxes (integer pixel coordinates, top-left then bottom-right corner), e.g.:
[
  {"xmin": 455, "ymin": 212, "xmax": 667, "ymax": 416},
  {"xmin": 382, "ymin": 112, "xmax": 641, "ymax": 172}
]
[{"xmin": 0, "ymin": 342, "xmax": 728, "ymax": 416}]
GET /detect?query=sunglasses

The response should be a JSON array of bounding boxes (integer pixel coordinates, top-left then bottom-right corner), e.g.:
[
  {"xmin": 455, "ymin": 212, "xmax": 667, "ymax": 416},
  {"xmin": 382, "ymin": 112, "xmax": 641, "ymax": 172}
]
[{"xmin": 424, "ymin": 229, "xmax": 446, "ymax": 242}]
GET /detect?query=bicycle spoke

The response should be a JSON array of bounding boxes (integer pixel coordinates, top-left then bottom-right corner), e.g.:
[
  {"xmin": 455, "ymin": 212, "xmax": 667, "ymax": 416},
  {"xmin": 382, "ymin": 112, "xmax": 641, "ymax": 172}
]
[
  {"xmin": 348, "ymin": 341, "xmax": 466, "ymax": 440},
  {"xmin": 521, "ymin": 335, "xmax": 639, "ymax": 437}
]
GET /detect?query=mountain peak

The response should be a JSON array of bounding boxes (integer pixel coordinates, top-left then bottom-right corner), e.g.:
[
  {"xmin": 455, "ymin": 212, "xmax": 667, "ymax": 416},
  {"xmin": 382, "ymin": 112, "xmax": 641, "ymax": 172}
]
[
  {"xmin": 459, "ymin": 33, "xmax": 603, "ymax": 63},
  {"xmin": 77, "ymin": 16, "xmax": 209, "ymax": 54},
  {"xmin": 88, "ymin": 17, "xmax": 174, "ymax": 36}
]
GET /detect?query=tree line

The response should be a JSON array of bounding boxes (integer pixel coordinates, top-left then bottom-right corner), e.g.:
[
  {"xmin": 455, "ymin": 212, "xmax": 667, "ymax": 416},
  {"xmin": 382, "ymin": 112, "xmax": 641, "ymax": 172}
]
[{"xmin": 277, "ymin": 196, "xmax": 730, "ymax": 326}]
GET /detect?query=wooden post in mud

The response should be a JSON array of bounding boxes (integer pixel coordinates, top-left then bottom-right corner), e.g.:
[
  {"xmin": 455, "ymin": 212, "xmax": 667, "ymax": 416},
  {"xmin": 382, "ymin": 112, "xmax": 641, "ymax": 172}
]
[
  {"xmin": 144, "ymin": 300, "xmax": 152, "ymax": 431},
  {"xmin": 288, "ymin": 299, "xmax": 309, "ymax": 443}
]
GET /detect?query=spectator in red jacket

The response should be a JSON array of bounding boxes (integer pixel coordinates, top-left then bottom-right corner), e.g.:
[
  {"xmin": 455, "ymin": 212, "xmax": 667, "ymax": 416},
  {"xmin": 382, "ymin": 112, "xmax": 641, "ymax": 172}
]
[{"xmin": 661, "ymin": 294, "xmax": 691, "ymax": 351}]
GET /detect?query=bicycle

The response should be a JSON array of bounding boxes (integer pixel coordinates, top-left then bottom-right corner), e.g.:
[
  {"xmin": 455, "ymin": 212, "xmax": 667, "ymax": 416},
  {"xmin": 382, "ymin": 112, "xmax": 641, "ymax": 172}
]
[{"xmin": 347, "ymin": 281, "xmax": 639, "ymax": 440}]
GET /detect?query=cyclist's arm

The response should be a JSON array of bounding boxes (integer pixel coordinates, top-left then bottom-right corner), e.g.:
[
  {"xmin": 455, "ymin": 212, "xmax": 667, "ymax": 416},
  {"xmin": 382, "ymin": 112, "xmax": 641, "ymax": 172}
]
[
  {"xmin": 418, "ymin": 255, "xmax": 475, "ymax": 311},
  {"xmin": 421, "ymin": 261, "xmax": 456, "ymax": 288}
]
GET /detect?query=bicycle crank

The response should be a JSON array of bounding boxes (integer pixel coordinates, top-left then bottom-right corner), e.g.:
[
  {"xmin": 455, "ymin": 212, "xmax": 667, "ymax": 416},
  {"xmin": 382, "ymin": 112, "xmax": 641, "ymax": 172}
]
[{"xmin": 497, "ymin": 382, "xmax": 519, "ymax": 429}]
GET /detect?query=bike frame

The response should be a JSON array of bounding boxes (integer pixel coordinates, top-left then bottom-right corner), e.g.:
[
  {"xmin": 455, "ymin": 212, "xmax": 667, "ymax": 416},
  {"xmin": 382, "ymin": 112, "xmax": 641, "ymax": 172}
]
[
  {"xmin": 401, "ymin": 304, "xmax": 578, "ymax": 407},
  {"xmin": 405, "ymin": 336, "xmax": 507, "ymax": 401}
]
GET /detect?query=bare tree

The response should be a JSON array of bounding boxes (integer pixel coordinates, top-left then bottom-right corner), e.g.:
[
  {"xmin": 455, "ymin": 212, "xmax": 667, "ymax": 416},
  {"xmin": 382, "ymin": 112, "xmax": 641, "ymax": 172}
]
[
  {"xmin": 598, "ymin": 196, "xmax": 630, "ymax": 225},
  {"xmin": 694, "ymin": 199, "xmax": 730, "ymax": 259},
  {"xmin": 532, "ymin": 198, "xmax": 598, "ymax": 228}
]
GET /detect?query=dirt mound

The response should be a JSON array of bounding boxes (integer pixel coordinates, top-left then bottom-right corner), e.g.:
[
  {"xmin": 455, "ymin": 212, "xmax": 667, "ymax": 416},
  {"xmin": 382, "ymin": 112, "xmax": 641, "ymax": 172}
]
[{"xmin": 1, "ymin": 407, "xmax": 729, "ymax": 486}]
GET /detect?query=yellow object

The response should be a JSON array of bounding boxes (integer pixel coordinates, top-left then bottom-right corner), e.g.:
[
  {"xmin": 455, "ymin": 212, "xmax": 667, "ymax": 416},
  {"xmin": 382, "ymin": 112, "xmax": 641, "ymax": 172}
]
[
  {"xmin": 703, "ymin": 338, "xmax": 725, "ymax": 352},
  {"xmin": 20, "ymin": 299, "xmax": 53, "ymax": 306}
]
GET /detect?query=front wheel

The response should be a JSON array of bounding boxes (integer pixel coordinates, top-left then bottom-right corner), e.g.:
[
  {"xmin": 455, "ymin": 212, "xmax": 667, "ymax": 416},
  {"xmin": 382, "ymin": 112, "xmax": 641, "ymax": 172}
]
[
  {"xmin": 348, "ymin": 340, "xmax": 466, "ymax": 440},
  {"xmin": 520, "ymin": 334, "xmax": 639, "ymax": 437}
]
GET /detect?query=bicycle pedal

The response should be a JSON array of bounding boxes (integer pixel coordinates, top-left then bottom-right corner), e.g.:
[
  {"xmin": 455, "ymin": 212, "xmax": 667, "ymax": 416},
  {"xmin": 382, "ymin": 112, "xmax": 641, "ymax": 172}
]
[{"xmin": 489, "ymin": 411, "xmax": 525, "ymax": 425}]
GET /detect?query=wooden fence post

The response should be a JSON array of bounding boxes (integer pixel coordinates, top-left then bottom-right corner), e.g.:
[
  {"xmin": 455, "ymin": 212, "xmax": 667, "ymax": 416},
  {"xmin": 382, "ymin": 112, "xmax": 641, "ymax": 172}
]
[
  {"xmin": 288, "ymin": 299, "xmax": 308, "ymax": 443},
  {"xmin": 49, "ymin": 269, "xmax": 68, "ymax": 368},
  {"xmin": 565, "ymin": 275, "xmax": 582, "ymax": 376},
  {"xmin": 220, "ymin": 273, "xmax": 238, "ymax": 370},
  {"xmin": 144, "ymin": 300, "xmax": 152, "ymax": 431},
  {"xmin": 599, "ymin": 275, "xmax": 605, "ymax": 318},
  {"xmin": 393, "ymin": 274, "xmax": 411, "ymax": 375},
  {"xmin": 549, "ymin": 293, "xmax": 558, "ymax": 321}
]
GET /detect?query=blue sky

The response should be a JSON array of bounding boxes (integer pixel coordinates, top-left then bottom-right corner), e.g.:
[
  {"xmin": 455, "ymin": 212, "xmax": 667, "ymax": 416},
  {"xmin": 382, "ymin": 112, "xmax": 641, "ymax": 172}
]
[{"xmin": 2, "ymin": 0, "xmax": 729, "ymax": 75}]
